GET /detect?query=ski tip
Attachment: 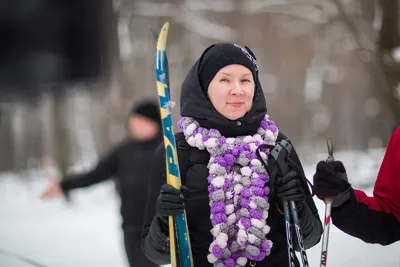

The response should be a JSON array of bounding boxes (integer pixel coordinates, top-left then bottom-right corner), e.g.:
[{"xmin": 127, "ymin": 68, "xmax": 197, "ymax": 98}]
[{"xmin": 156, "ymin": 21, "xmax": 170, "ymax": 51}]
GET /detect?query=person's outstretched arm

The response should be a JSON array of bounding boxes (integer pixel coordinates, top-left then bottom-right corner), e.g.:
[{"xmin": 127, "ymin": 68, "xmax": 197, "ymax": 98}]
[{"xmin": 60, "ymin": 146, "xmax": 120, "ymax": 193}]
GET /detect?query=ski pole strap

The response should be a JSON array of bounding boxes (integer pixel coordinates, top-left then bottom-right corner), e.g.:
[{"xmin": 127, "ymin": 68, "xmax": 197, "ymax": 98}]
[{"xmin": 326, "ymin": 137, "xmax": 334, "ymax": 162}]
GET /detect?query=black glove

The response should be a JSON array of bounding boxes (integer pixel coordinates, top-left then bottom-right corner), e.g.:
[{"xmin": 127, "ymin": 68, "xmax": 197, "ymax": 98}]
[
  {"xmin": 313, "ymin": 161, "xmax": 351, "ymax": 207},
  {"xmin": 276, "ymin": 170, "xmax": 306, "ymax": 203},
  {"xmin": 156, "ymin": 184, "xmax": 185, "ymax": 218}
]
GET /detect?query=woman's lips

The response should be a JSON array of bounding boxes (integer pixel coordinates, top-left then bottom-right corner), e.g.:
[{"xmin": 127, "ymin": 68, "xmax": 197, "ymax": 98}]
[{"xmin": 227, "ymin": 102, "xmax": 244, "ymax": 108}]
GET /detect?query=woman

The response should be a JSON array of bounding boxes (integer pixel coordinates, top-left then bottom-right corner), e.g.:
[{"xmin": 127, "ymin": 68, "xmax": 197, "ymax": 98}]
[
  {"xmin": 313, "ymin": 126, "xmax": 400, "ymax": 245},
  {"xmin": 141, "ymin": 43, "xmax": 322, "ymax": 267}
]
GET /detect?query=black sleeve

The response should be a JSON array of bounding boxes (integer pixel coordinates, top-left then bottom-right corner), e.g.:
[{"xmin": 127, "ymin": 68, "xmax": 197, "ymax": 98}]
[
  {"xmin": 331, "ymin": 189, "xmax": 400, "ymax": 245},
  {"xmin": 141, "ymin": 143, "xmax": 171, "ymax": 265},
  {"xmin": 60, "ymin": 146, "xmax": 120, "ymax": 192},
  {"xmin": 280, "ymin": 132, "xmax": 323, "ymax": 251}
]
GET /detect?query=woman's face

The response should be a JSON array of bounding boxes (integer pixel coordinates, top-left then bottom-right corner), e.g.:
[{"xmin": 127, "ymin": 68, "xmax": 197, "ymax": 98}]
[{"xmin": 207, "ymin": 64, "xmax": 255, "ymax": 120}]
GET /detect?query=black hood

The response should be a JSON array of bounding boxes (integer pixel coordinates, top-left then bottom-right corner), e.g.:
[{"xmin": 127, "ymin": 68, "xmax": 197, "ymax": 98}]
[{"xmin": 179, "ymin": 45, "xmax": 267, "ymax": 137}]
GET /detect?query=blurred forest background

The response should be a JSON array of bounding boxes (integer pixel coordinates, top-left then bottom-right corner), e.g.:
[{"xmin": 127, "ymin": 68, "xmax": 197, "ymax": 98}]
[{"xmin": 1, "ymin": 0, "xmax": 400, "ymax": 177}]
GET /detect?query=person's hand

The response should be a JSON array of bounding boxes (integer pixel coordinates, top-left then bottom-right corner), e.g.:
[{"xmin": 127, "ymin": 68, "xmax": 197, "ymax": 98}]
[
  {"xmin": 156, "ymin": 184, "xmax": 185, "ymax": 217},
  {"xmin": 313, "ymin": 160, "xmax": 350, "ymax": 200},
  {"xmin": 40, "ymin": 170, "xmax": 63, "ymax": 199},
  {"xmin": 276, "ymin": 170, "xmax": 306, "ymax": 203}
]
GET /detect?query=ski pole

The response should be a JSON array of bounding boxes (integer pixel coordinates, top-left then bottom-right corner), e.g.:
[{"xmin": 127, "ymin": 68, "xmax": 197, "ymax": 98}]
[
  {"xmin": 283, "ymin": 200, "xmax": 296, "ymax": 267},
  {"xmin": 289, "ymin": 201, "xmax": 309, "ymax": 267},
  {"xmin": 320, "ymin": 137, "xmax": 334, "ymax": 267}
]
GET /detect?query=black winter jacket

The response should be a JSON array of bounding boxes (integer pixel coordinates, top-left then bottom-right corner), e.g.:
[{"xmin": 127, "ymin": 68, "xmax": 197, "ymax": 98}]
[
  {"xmin": 141, "ymin": 44, "xmax": 322, "ymax": 266},
  {"xmin": 61, "ymin": 134, "xmax": 162, "ymax": 232}
]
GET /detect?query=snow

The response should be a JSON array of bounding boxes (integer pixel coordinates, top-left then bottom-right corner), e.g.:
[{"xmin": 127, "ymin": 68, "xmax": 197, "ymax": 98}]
[{"xmin": 1, "ymin": 152, "xmax": 399, "ymax": 267}]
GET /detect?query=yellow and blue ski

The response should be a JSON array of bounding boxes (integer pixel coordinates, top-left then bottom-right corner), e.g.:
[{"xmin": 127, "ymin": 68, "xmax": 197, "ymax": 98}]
[{"xmin": 154, "ymin": 21, "xmax": 194, "ymax": 267}]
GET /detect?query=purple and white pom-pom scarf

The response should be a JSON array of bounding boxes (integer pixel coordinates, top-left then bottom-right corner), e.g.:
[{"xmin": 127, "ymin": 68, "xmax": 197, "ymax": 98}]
[{"xmin": 178, "ymin": 114, "xmax": 279, "ymax": 267}]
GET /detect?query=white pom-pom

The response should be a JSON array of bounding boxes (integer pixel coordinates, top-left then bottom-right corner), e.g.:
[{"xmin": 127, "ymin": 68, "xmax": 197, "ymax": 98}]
[
  {"xmin": 216, "ymin": 234, "xmax": 228, "ymax": 248},
  {"xmin": 238, "ymin": 220, "xmax": 245, "ymax": 230},
  {"xmin": 212, "ymin": 176, "xmax": 225, "ymax": 188},
  {"xmin": 237, "ymin": 229, "xmax": 248, "ymax": 242},
  {"xmin": 237, "ymin": 257, "xmax": 248, "ymax": 266},
  {"xmin": 250, "ymin": 159, "xmax": 262, "ymax": 166},
  {"xmin": 249, "ymin": 143, "xmax": 258, "ymax": 152},
  {"xmin": 274, "ymin": 129, "xmax": 279, "ymax": 138},
  {"xmin": 243, "ymin": 136, "xmax": 254, "ymax": 143},
  {"xmin": 207, "ymin": 254, "xmax": 218, "ymax": 263},
  {"xmin": 262, "ymin": 210, "xmax": 269, "ymax": 219},
  {"xmin": 212, "ymin": 224, "xmax": 221, "ymax": 237},
  {"xmin": 248, "ymin": 234, "xmax": 258, "ymax": 244},
  {"xmin": 185, "ymin": 123, "xmax": 197, "ymax": 136},
  {"xmin": 265, "ymin": 129, "xmax": 274, "ymax": 141},
  {"xmin": 233, "ymin": 174, "xmax": 242, "ymax": 182},
  {"xmin": 254, "ymin": 134, "xmax": 263, "ymax": 142},
  {"xmin": 226, "ymin": 138, "xmax": 236, "ymax": 145},
  {"xmin": 226, "ymin": 191, "xmax": 233, "ymax": 199},
  {"xmin": 209, "ymin": 163, "xmax": 218, "ymax": 174},
  {"xmin": 234, "ymin": 184, "xmax": 243, "ymax": 194},
  {"xmin": 249, "ymin": 201, "xmax": 257, "ymax": 209},
  {"xmin": 227, "ymin": 214, "xmax": 236, "ymax": 225},
  {"xmin": 220, "ymin": 232, "xmax": 229, "ymax": 242},
  {"xmin": 225, "ymin": 204, "xmax": 234, "ymax": 215},
  {"xmin": 251, "ymin": 218, "xmax": 265, "ymax": 228},
  {"xmin": 204, "ymin": 138, "xmax": 218, "ymax": 148},
  {"xmin": 187, "ymin": 136, "xmax": 196, "ymax": 147},
  {"xmin": 194, "ymin": 133, "xmax": 204, "ymax": 149},
  {"xmin": 251, "ymin": 173, "xmax": 259, "ymax": 179},
  {"xmin": 263, "ymin": 225, "xmax": 271, "ymax": 234},
  {"xmin": 240, "ymin": 167, "xmax": 251, "ymax": 176}
]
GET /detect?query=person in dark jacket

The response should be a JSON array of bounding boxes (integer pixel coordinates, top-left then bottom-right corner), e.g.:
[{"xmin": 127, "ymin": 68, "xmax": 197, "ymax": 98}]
[
  {"xmin": 313, "ymin": 126, "xmax": 400, "ymax": 245},
  {"xmin": 141, "ymin": 43, "xmax": 322, "ymax": 267},
  {"xmin": 41, "ymin": 100, "xmax": 161, "ymax": 267}
]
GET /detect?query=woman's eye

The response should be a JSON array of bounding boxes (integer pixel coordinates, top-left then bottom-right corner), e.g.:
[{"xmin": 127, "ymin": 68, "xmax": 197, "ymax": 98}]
[
  {"xmin": 241, "ymin": 79, "xmax": 251, "ymax": 83},
  {"xmin": 220, "ymin": 78, "xmax": 229, "ymax": 82}
]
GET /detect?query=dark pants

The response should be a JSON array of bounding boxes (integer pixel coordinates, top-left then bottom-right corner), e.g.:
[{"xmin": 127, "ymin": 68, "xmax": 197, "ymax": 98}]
[{"xmin": 124, "ymin": 231, "xmax": 158, "ymax": 267}]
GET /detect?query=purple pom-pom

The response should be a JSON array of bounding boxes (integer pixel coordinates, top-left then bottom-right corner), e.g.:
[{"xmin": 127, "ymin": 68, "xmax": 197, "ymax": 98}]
[
  {"xmin": 212, "ymin": 213, "xmax": 227, "ymax": 225},
  {"xmin": 241, "ymin": 187, "xmax": 251, "ymax": 198},
  {"xmin": 251, "ymin": 178, "xmax": 265, "ymax": 188},
  {"xmin": 257, "ymin": 174, "xmax": 268, "ymax": 181},
  {"xmin": 246, "ymin": 252, "xmax": 257, "ymax": 261},
  {"xmin": 252, "ymin": 187, "xmax": 264, "ymax": 196},
  {"xmin": 218, "ymin": 136, "xmax": 226, "ymax": 145},
  {"xmin": 240, "ymin": 217, "xmax": 252, "ymax": 229},
  {"xmin": 224, "ymin": 258, "xmax": 235, "ymax": 267},
  {"xmin": 261, "ymin": 240, "xmax": 271, "ymax": 251},
  {"xmin": 214, "ymin": 156, "xmax": 226, "ymax": 167},
  {"xmin": 255, "ymin": 251, "xmax": 266, "ymax": 261},
  {"xmin": 264, "ymin": 187, "xmax": 270, "ymax": 196},
  {"xmin": 231, "ymin": 251, "xmax": 242, "ymax": 260},
  {"xmin": 261, "ymin": 120, "xmax": 268, "ymax": 129},
  {"xmin": 240, "ymin": 198, "xmax": 250, "ymax": 208},
  {"xmin": 224, "ymin": 154, "xmax": 235, "ymax": 165},
  {"xmin": 212, "ymin": 245, "xmax": 223, "ymax": 258},
  {"xmin": 211, "ymin": 201, "xmax": 226, "ymax": 214},
  {"xmin": 242, "ymin": 144, "xmax": 250, "ymax": 151},
  {"xmin": 203, "ymin": 134, "xmax": 211, "ymax": 142},
  {"xmin": 224, "ymin": 179, "xmax": 233, "ymax": 190},
  {"xmin": 232, "ymin": 147, "xmax": 240, "ymax": 156},
  {"xmin": 250, "ymin": 209, "xmax": 263, "ymax": 219}
]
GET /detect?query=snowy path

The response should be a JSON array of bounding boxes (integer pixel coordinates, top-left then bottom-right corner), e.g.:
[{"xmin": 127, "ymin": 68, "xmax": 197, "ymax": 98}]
[{"xmin": 0, "ymin": 171, "xmax": 399, "ymax": 267}]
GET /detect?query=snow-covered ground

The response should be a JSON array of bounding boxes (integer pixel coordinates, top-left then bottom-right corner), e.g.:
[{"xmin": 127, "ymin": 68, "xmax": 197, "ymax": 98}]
[{"xmin": 1, "ymin": 152, "xmax": 399, "ymax": 267}]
